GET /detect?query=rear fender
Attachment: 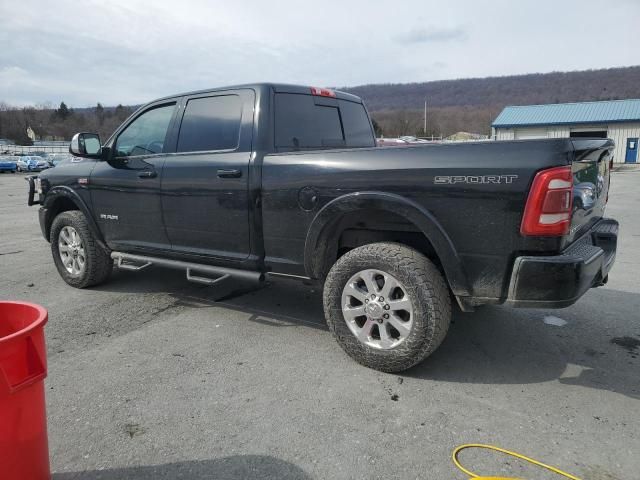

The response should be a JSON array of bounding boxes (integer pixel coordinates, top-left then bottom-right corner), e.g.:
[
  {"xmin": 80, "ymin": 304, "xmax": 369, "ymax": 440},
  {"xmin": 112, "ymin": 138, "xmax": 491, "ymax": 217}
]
[{"xmin": 304, "ymin": 191, "xmax": 471, "ymax": 297}]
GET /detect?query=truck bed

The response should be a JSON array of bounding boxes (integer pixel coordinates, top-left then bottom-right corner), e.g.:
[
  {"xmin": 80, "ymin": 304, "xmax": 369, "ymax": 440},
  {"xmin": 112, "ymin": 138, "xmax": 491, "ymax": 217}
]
[{"xmin": 261, "ymin": 138, "xmax": 614, "ymax": 303}]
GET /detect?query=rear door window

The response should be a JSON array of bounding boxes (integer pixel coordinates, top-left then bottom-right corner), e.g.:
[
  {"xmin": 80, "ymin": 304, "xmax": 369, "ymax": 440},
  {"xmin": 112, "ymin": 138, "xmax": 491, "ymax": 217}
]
[{"xmin": 176, "ymin": 95, "xmax": 242, "ymax": 153}]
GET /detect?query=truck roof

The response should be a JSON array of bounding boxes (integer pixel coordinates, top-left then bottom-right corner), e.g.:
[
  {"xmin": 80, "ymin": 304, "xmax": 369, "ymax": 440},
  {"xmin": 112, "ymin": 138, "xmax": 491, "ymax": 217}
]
[{"xmin": 152, "ymin": 83, "xmax": 363, "ymax": 104}]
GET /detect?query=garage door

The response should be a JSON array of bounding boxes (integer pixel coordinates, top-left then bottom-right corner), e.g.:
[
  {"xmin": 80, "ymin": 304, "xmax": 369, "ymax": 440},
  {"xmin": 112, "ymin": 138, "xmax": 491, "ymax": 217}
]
[{"xmin": 515, "ymin": 128, "xmax": 547, "ymax": 140}]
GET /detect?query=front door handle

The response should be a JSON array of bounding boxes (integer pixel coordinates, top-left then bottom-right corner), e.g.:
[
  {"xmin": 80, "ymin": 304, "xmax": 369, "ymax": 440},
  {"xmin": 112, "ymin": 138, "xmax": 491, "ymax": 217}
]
[
  {"xmin": 138, "ymin": 170, "xmax": 157, "ymax": 178},
  {"xmin": 217, "ymin": 169, "xmax": 242, "ymax": 179}
]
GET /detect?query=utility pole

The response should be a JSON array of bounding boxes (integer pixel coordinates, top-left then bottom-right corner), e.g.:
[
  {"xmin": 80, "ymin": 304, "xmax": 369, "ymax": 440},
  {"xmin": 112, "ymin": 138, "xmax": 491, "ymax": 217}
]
[{"xmin": 423, "ymin": 100, "xmax": 427, "ymax": 137}]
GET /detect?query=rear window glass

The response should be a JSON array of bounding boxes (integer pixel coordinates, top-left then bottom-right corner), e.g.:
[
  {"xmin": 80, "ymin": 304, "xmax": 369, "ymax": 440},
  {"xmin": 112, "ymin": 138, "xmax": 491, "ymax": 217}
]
[
  {"xmin": 177, "ymin": 95, "xmax": 242, "ymax": 153},
  {"xmin": 340, "ymin": 100, "xmax": 376, "ymax": 147},
  {"xmin": 275, "ymin": 94, "xmax": 343, "ymax": 150},
  {"xmin": 274, "ymin": 93, "xmax": 373, "ymax": 151}
]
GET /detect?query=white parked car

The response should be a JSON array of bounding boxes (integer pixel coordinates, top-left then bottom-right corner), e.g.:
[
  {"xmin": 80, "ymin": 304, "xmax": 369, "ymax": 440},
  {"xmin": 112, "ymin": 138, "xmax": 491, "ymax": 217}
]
[{"xmin": 16, "ymin": 156, "xmax": 49, "ymax": 172}]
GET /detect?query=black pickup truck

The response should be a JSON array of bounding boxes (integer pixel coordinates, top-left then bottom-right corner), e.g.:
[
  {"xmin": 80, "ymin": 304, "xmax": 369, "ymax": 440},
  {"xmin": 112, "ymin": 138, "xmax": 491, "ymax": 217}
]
[{"xmin": 27, "ymin": 83, "xmax": 618, "ymax": 372}]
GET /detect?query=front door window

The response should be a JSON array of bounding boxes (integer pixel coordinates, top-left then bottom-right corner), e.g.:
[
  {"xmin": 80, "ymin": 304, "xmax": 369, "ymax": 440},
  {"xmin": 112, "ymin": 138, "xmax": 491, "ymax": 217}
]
[{"xmin": 115, "ymin": 104, "xmax": 175, "ymax": 158}]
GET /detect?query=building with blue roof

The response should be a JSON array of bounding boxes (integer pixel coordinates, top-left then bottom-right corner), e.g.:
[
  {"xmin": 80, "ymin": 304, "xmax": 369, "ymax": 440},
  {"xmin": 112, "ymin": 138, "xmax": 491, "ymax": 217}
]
[{"xmin": 492, "ymin": 99, "xmax": 640, "ymax": 163}]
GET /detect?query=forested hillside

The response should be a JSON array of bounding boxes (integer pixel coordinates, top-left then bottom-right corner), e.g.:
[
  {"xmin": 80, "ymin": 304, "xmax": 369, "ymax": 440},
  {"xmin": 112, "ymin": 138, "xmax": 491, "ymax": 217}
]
[
  {"xmin": 346, "ymin": 66, "xmax": 640, "ymax": 110},
  {"xmin": 347, "ymin": 66, "xmax": 640, "ymax": 137}
]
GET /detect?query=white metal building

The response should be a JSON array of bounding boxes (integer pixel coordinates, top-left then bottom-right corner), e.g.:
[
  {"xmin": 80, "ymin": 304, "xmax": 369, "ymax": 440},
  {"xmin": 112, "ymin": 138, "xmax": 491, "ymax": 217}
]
[{"xmin": 492, "ymin": 99, "xmax": 640, "ymax": 164}]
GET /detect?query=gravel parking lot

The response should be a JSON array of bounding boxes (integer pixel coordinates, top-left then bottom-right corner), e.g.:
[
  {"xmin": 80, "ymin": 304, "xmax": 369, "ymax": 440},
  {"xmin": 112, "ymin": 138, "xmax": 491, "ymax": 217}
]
[{"xmin": 1, "ymin": 170, "xmax": 639, "ymax": 479}]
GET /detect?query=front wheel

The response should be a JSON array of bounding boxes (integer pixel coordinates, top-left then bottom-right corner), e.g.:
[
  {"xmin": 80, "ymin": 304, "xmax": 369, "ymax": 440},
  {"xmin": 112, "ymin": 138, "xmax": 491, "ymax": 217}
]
[
  {"xmin": 323, "ymin": 242, "xmax": 451, "ymax": 372},
  {"xmin": 50, "ymin": 211, "xmax": 113, "ymax": 288}
]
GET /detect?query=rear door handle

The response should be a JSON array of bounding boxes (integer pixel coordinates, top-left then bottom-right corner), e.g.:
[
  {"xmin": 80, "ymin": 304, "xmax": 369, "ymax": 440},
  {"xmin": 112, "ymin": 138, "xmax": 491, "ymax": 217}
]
[
  {"xmin": 217, "ymin": 169, "xmax": 242, "ymax": 179},
  {"xmin": 138, "ymin": 170, "xmax": 157, "ymax": 178}
]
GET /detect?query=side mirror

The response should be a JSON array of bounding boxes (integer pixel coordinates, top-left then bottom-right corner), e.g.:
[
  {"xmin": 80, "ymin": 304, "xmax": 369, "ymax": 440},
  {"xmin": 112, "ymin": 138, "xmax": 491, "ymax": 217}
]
[{"xmin": 70, "ymin": 133, "xmax": 102, "ymax": 158}]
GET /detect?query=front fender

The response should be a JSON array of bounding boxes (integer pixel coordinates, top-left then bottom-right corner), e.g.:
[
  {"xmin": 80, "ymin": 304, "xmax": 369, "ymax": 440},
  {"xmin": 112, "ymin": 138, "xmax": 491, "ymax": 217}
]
[
  {"xmin": 41, "ymin": 186, "xmax": 107, "ymax": 249},
  {"xmin": 304, "ymin": 191, "xmax": 471, "ymax": 297}
]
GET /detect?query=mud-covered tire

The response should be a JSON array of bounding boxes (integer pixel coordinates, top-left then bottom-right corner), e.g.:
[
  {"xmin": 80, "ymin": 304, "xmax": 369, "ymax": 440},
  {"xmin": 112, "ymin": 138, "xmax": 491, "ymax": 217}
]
[
  {"xmin": 323, "ymin": 242, "xmax": 451, "ymax": 372},
  {"xmin": 50, "ymin": 210, "xmax": 113, "ymax": 288}
]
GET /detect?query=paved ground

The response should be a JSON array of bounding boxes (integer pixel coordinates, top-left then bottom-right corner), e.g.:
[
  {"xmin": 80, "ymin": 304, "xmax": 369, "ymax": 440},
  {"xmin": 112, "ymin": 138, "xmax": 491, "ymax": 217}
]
[{"xmin": 1, "ymin": 170, "xmax": 639, "ymax": 480}]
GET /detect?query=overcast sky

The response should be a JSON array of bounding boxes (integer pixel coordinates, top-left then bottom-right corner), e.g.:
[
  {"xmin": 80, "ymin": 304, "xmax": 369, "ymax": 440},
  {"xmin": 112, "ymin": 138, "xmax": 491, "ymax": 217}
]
[{"xmin": 2, "ymin": 0, "xmax": 639, "ymax": 107}]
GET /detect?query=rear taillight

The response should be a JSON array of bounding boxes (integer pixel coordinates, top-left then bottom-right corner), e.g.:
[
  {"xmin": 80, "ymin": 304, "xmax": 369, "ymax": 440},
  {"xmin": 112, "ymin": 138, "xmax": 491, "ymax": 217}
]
[
  {"xmin": 310, "ymin": 86, "xmax": 336, "ymax": 98},
  {"xmin": 521, "ymin": 166, "xmax": 573, "ymax": 236}
]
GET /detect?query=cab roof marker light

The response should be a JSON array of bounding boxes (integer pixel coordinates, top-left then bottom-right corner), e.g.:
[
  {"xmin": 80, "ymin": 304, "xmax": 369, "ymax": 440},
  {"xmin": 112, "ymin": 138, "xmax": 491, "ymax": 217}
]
[{"xmin": 310, "ymin": 87, "xmax": 336, "ymax": 98}]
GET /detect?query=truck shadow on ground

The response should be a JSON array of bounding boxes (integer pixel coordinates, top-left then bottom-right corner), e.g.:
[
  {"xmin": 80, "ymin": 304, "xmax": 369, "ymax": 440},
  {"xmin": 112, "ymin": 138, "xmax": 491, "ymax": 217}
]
[
  {"xmin": 52, "ymin": 455, "xmax": 312, "ymax": 480},
  {"xmin": 98, "ymin": 267, "xmax": 328, "ymax": 331},
  {"xmin": 406, "ymin": 292, "xmax": 640, "ymax": 401},
  {"xmin": 98, "ymin": 268, "xmax": 640, "ymax": 400}
]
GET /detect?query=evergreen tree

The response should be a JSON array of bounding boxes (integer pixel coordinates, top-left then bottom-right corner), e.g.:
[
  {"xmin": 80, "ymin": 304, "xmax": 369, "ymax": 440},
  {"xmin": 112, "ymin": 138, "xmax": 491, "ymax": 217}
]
[
  {"xmin": 96, "ymin": 102, "xmax": 105, "ymax": 125},
  {"xmin": 57, "ymin": 101, "xmax": 70, "ymax": 120}
]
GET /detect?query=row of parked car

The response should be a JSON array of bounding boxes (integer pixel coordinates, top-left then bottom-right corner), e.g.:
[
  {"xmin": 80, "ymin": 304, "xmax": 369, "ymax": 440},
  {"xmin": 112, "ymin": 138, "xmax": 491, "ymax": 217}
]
[{"xmin": 0, "ymin": 153, "xmax": 74, "ymax": 173}]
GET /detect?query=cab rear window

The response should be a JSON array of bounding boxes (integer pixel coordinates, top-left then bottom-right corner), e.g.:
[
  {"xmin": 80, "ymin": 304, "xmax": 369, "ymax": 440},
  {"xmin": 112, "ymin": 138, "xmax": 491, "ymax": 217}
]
[{"xmin": 274, "ymin": 93, "xmax": 374, "ymax": 152}]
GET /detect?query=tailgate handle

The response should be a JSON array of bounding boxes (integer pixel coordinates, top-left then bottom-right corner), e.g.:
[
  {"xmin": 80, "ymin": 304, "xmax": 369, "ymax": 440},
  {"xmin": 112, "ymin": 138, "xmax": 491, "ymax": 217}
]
[
  {"xmin": 217, "ymin": 169, "xmax": 242, "ymax": 179},
  {"xmin": 138, "ymin": 170, "xmax": 157, "ymax": 178}
]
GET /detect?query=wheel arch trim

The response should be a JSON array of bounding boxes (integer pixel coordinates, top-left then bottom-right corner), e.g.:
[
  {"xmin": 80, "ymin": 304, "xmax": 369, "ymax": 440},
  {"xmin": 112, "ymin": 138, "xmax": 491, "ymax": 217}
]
[
  {"xmin": 42, "ymin": 187, "xmax": 107, "ymax": 249},
  {"xmin": 303, "ymin": 191, "xmax": 471, "ymax": 296}
]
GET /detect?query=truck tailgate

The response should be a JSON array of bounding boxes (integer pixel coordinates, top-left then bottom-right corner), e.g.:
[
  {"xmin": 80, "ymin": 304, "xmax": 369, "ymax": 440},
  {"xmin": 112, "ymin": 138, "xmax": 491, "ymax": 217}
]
[{"xmin": 566, "ymin": 139, "xmax": 615, "ymax": 245}]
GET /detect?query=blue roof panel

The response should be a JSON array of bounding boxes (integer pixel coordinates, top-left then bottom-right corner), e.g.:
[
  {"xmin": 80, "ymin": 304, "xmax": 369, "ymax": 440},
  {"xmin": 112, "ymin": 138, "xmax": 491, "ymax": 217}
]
[{"xmin": 492, "ymin": 99, "xmax": 640, "ymax": 127}]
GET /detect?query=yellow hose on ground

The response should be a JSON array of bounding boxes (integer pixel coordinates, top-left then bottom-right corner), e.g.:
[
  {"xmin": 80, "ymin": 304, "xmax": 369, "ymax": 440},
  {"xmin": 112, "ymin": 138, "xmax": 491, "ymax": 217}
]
[{"xmin": 452, "ymin": 444, "xmax": 582, "ymax": 480}]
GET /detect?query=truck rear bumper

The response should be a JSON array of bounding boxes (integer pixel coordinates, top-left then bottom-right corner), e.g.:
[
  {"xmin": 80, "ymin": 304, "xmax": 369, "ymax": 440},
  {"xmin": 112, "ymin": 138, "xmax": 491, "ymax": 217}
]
[{"xmin": 506, "ymin": 218, "xmax": 618, "ymax": 308}]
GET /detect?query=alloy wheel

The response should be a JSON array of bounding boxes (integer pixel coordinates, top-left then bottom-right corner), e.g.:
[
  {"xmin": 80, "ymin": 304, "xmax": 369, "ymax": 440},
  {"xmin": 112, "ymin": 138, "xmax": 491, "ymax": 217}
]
[
  {"xmin": 341, "ymin": 269, "xmax": 414, "ymax": 349},
  {"xmin": 58, "ymin": 226, "xmax": 86, "ymax": 276}
]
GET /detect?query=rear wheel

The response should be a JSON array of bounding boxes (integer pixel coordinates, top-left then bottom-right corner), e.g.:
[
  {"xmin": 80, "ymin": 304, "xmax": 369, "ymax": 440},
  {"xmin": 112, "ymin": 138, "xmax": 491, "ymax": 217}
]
[
  {"xmin": 323, "ymin": 242, "xmax": 451, "ymax": 372},
  {"xmin": 50, "ymin": 211, "xmax": 113, "ymax": 288}
]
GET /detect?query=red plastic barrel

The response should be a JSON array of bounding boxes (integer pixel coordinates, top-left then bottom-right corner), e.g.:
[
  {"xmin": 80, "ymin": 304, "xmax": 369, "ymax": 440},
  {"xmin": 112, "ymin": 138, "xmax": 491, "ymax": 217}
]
[{"xmin": 0, "ymin": 301, "xmax": 50, "ymax": 480}]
